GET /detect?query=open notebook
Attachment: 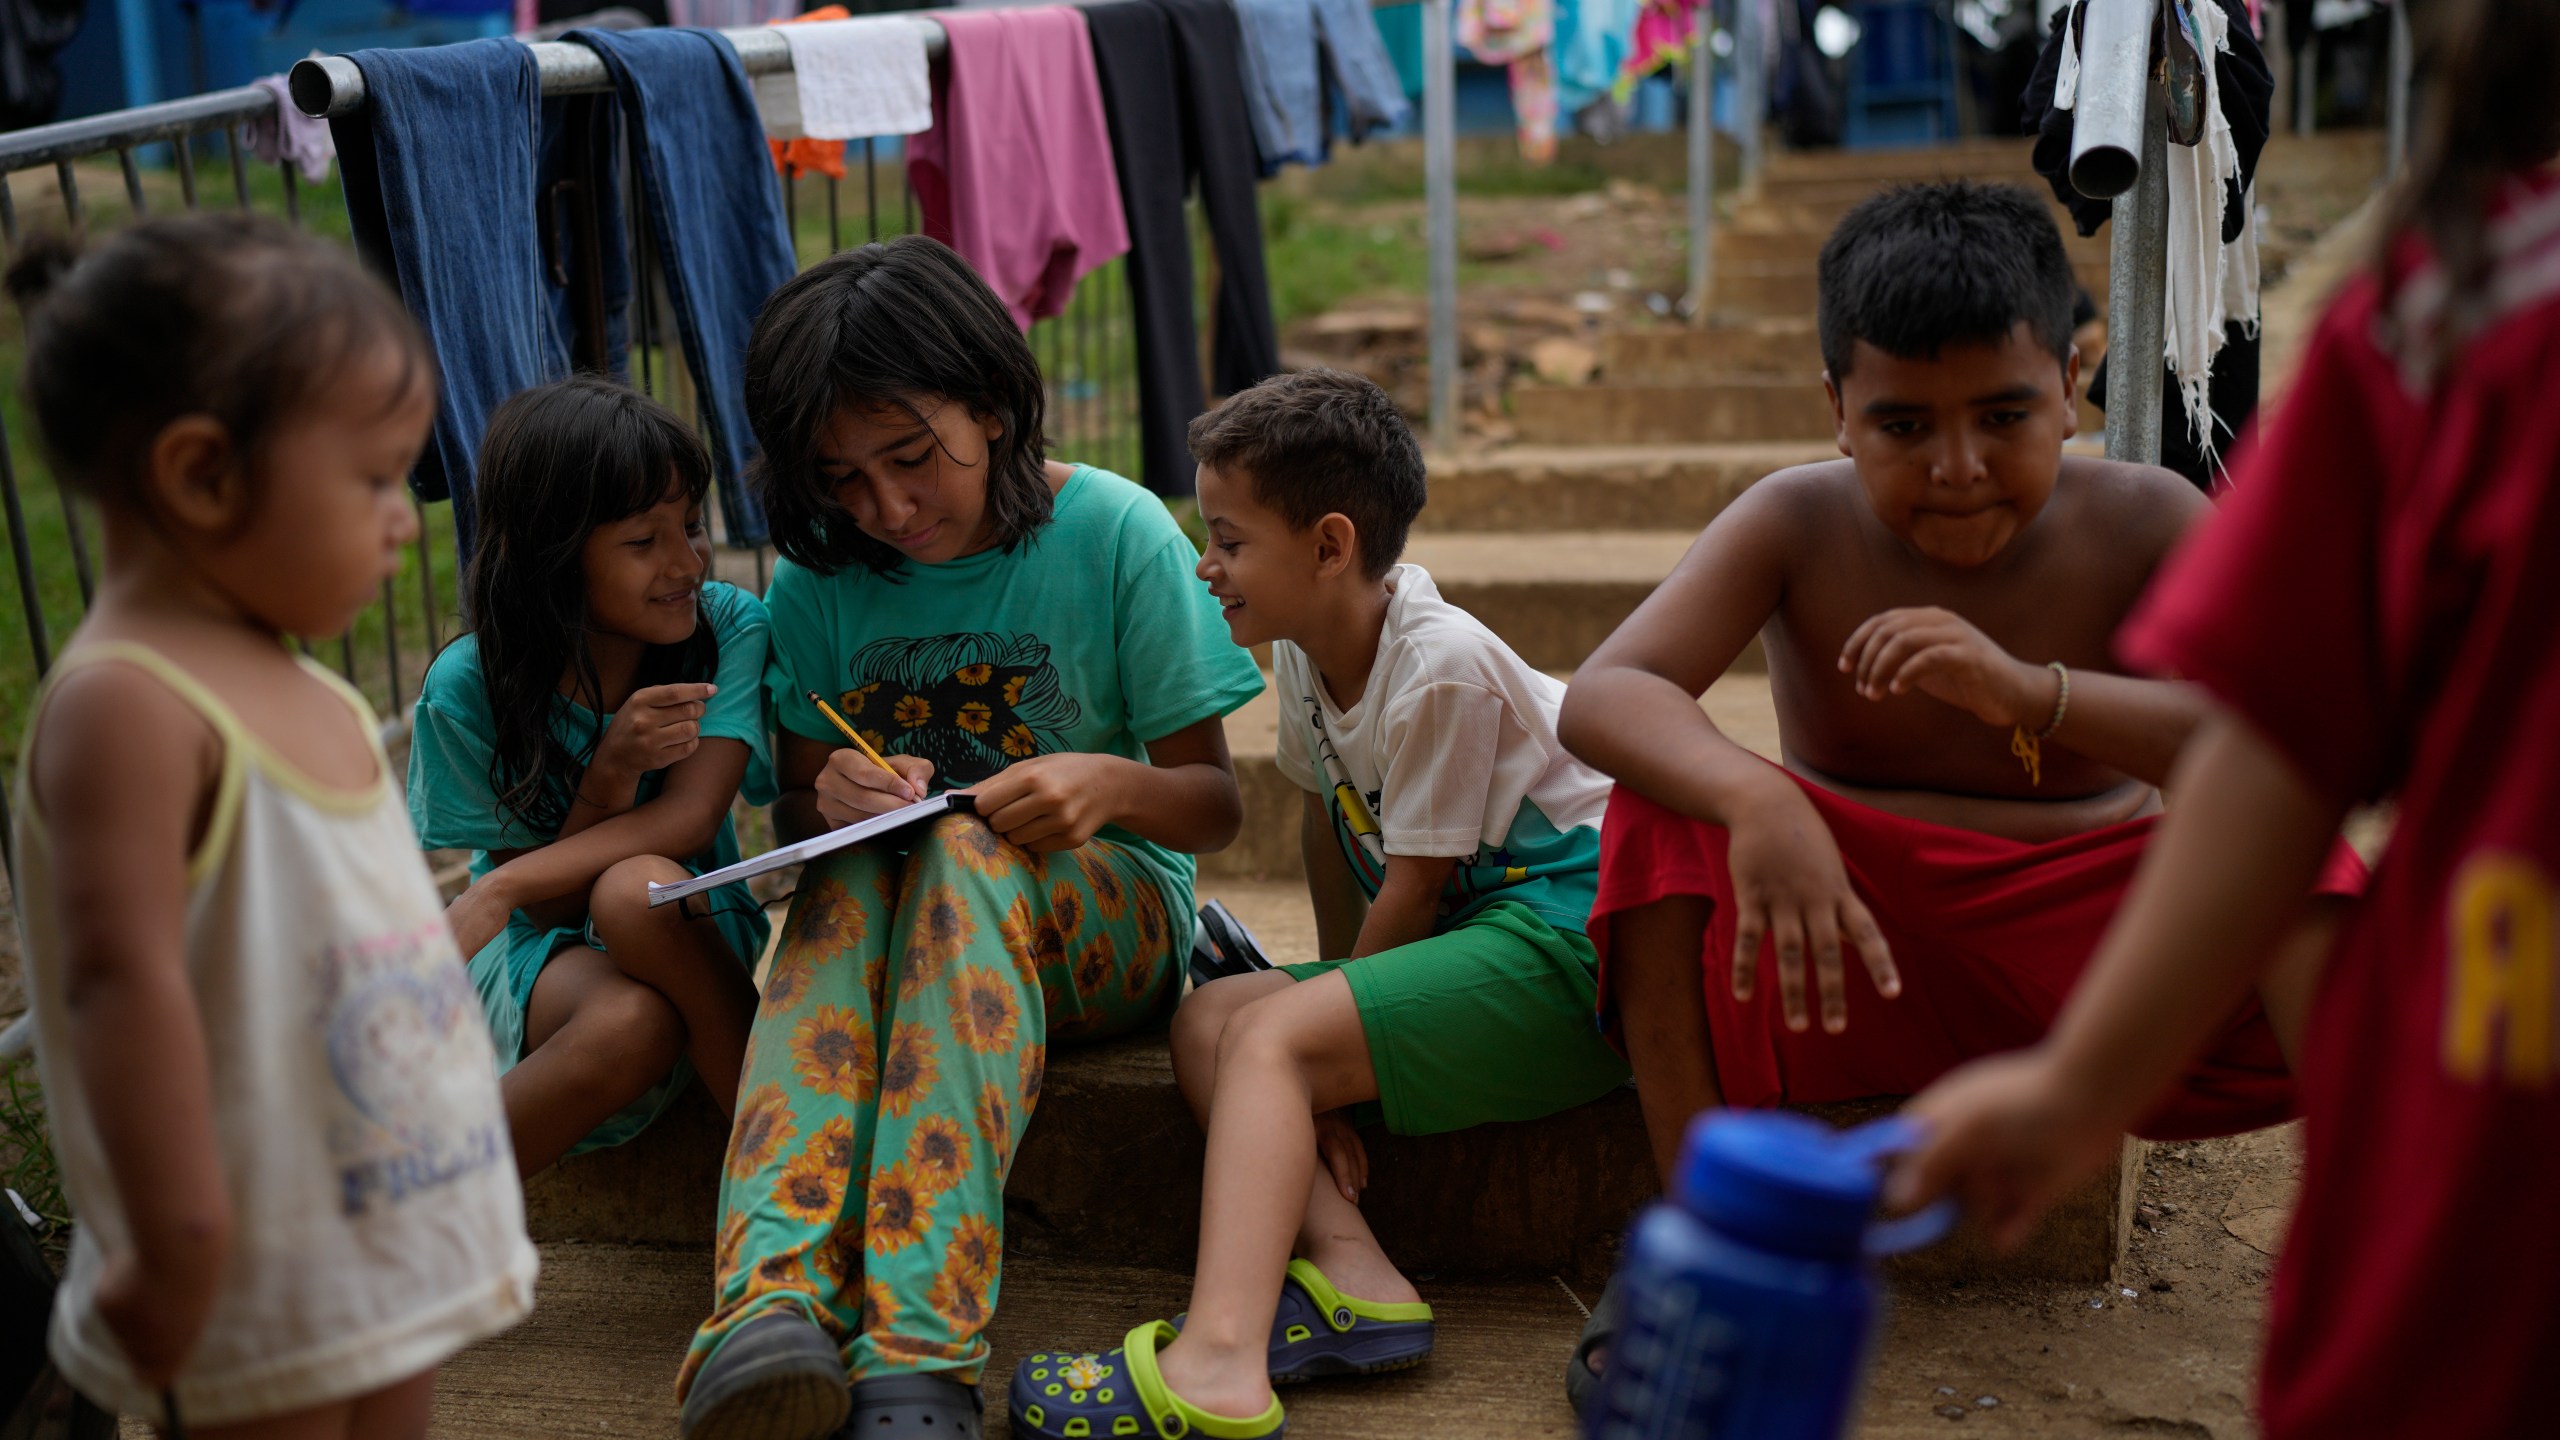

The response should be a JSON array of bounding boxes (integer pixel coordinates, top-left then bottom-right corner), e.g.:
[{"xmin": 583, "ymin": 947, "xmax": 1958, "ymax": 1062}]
[{"xmin": 645, "ymin": 792, "xmax": 974, "ymax": 908}]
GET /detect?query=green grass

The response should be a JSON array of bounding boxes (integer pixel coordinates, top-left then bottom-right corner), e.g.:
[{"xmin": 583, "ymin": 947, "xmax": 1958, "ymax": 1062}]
[{"xmin": 1, "ymin": 1054, "xmax": 67, "ymax": 1268}]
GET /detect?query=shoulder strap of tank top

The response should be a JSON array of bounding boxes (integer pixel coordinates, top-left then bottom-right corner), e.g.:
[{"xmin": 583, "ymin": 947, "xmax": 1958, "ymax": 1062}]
[
  {"xmin": 22, "ymin": 641, "xmax": 252, "ymax": 888},
  {"xmin": 293, "ymin": 655, "xmax": 391, "ymax": 764}
]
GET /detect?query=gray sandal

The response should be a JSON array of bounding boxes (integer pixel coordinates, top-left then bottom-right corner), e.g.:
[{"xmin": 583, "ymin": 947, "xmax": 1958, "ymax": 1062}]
[
  {"xmin": 835, "ymin": 1373, "xmax": 982, "ymax": 1439},
  {"xmin": 680, "ymin": 1311, "xmax": 851, "ymax": 1440},
  {"xmin": 1563, "ymin": 1278, "xmax": 1621, "ymax": 1423}
]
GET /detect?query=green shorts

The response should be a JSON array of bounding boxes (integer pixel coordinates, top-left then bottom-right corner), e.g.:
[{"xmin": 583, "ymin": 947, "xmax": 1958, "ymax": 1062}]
[{"xmin": 1278, "ymin": 900, "xmax": 1631, "ymax": 1136}]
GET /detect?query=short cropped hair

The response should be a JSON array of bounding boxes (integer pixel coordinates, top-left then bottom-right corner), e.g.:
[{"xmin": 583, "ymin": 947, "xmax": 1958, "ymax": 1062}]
[
  {"xmin": 1816, "ymin": 181, "xmax": 2077, "ymax": 379},
  {"xmin": 1187, "ymin": 367, "xmax": 1425, "ymax": 580}
]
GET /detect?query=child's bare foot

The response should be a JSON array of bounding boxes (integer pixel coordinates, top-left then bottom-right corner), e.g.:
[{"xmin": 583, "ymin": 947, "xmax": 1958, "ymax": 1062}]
[
  {"xmin": 1152, "ymin": 1331, "xmax": 1277, "ymax": 1420},
  {"xmin": 1298, "ymin": 1233, "xmax": 1421, "ymax": 1306}
]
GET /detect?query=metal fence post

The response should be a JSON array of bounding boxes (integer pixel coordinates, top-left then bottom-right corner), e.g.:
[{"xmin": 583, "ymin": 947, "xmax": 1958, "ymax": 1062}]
[
  {"xmin": 1422, "ymin": 0, "xmax": 1460, "ymax": 453},
  {"xmin": 1737, "ymin": 0, "xmax": 1765, "ymax": 193},
  {"xmin": 2105, "ymin": 101, "xmax": 2169, "ymax": 466},
  {"xmin": 1686, "ymin": 10, "xmax": 1714, "ymax": 324},
  {"xmin": 2071, "ymin": 0, "xmax": 2168, "ymax": 467}
]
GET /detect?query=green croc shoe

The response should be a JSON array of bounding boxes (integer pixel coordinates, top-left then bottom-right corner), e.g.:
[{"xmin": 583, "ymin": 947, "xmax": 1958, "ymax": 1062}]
[{"xmin": 1010, "ymin": 1320, "xmax": 1286, "ymax": 1440}]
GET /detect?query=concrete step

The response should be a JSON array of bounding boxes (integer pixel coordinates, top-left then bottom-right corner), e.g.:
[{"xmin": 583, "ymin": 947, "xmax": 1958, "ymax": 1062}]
[
  {"xmin": 1710, "ymin": 221, "xmax": 2113, "ymax": 269},
  {"xmin": 1710, "ymin": 257, "xmax": 2112, "ymax": 322},
  {"xmin": 1602, "ymin": 321, "xmax": 1819, "ymax": 379},
  {"xmin": 524, "ymin": 877, "xmax": 2137, "ymax": 1290},
  {"xmin": 1423, "ymin": 441, "xmax": 1828, "ymax": 530},
  {"xmin": 518, "ymin": 673, "xmax": 2136, "ymax": 1290},
  {"xmin": 1729, "ymin": 194, "xmax": 2089, "ymax": 245},
  {"xmin": 1510, "ymin": 375, "xmax": 2107, "ymax": 449},
  {"xmin": 1511, "ymin": 378, "xmax": 1834, "ymax": 446},
  {"xmin": 1405, "ymin": 530, "xmax": 1701, "ymax": 675},
  {"xmin": 1205, "ymin": 671, "xmax": 1783, "ymax": 881},
  {"xmin": 1759, "ymin": 137, "xmax": 2039, "ymax": 186}
]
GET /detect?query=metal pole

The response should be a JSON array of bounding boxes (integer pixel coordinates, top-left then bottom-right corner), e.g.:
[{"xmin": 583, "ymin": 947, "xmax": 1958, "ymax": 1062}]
[
  {"xmin": 2385, "ymin": 0, "xmax": 2411, "ymax": 178},
  {"xmin": 2105, "ymin": 85, "xmax": 2169, "ymax": 467},
  {"xmin": 1422, "ymin": 0, "xmax": 1460, "ymax": 454},
  {"xmin": 2068, "ymin": 0, "xmax": 2161, "ymax": 200},
  {"xmin": 1686, "ymin": 10, "xmax": 1714, "ymax": 325},
  {"xmin": 1738, "ymin": 0, "xmax": 1764, "ymax": 193}
]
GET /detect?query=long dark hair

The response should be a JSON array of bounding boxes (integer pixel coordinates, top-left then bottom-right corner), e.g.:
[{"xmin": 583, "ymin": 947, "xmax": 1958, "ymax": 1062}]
[
  {"xmin": 462, "ymin": 377, "xmax": 720, "ymax": 836},
  {"xmin": 744, "ymin": 234, "xmax": 1052, "ymax": 577},
  {"xmin": 2379, "ymin": 0, "xmax": 2560, "ymax": 368}
]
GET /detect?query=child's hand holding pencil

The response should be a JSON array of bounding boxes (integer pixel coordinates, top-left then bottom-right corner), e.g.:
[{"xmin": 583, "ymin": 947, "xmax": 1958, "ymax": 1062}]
[{"xmin": 807, "ymin": 691, "xmax": 938, "ymax": 828}]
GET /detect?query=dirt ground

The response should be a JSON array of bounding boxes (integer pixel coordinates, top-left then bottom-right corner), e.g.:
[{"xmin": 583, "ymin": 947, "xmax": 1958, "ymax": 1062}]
[{"xmin": 290, "ymin": 1126, "xmax": 2303, "ymax": 1440}]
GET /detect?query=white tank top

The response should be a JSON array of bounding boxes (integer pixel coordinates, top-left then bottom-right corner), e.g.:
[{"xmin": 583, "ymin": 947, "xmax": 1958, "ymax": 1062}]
[{"xmin": 15, "ymin": 643, "xmax": 536, "ymax": 1427}]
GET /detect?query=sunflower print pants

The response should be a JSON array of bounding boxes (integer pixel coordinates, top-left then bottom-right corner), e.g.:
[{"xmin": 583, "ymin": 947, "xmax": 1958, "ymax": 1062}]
[{"xmin": 680, "ymin": 813, "xmax": 1180, "ymax": 1392}]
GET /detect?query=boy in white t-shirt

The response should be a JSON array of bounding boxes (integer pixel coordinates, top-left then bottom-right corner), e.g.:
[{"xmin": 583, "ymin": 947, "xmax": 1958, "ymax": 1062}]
[{"xmin": 1008, "ymin": 368, "xmax": 1629, "ymax": 1440}]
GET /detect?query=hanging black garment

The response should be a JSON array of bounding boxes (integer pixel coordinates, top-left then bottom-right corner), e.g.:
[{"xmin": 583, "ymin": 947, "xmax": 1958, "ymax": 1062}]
[
  {"xmin": 1146, "ymin": 0, "xmax": 1281, "ymax": 402},
  {"xmin": 1086, "ymin": 1, "xmax": 1206, "ymax": 498},
  {"xmin": 0, "ymin": 0, "xmax": 82, "ymax": 130},
  {"xmin": 1085, "ymin": 0, "xmax": 1284, "ymax": 496}
]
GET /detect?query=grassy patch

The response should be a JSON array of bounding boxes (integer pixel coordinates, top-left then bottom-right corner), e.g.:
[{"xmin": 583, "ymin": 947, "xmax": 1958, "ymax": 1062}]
[{"xmin": 0, "ymin": 1054, "xmax": 67, "ymax": 1268}]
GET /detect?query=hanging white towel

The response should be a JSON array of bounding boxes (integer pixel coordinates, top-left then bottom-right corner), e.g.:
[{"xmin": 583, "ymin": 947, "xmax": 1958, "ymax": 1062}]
[
  {"xmin": 2160, "ymin": 0, "xmax": 2258, "ymax": 469},
  {"xmin": 754, "ymin": 15, "xmax": 934, "ymax": 141}
]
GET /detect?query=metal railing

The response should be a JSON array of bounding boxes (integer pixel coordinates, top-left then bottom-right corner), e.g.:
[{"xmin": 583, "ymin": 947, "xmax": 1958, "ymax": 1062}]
[{"xmin": 0, "ymin": 32, "xmax": 1147, "ymax": 900}]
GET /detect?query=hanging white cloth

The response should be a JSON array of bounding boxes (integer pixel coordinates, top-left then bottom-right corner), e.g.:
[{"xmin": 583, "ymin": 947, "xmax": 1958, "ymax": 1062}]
[
  {"xmin": 754, "ymin": 15, "xmax": 934, "ymax": 141},
  {"xmin": 2160, "ymin": 0, "xmax": 2258, "ymax": 469},
  {"xmin": 2049, "ymin": 0, "xmax": 2260, "ymax": 471}
]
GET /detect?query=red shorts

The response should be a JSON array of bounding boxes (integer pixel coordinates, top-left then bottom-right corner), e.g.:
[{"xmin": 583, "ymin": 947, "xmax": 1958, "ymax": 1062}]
[{"xmin": 1590, "ymin": 772, "xmax": 2370, "ymax": 1142}]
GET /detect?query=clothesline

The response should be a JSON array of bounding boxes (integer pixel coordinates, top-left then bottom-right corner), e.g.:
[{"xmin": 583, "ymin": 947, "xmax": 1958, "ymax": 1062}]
[
  {"xmin": 290, "ymin": 0, "xmax": 1419, "ymax": 121},
  {"xmin": 290, "ymin": 18, "xmax": 938, "ymax": 119}
]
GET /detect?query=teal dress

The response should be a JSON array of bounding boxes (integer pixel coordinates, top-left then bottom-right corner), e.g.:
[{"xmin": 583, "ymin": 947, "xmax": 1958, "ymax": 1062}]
[{"xmin": 408, "ymin": 580, "xmax": 777, "ymax": 1153}]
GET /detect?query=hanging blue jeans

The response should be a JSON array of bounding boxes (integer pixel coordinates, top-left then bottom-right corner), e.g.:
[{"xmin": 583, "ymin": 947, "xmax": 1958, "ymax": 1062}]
[
  {"xmin": 332, "ymin": 38, "xmax": 562, "ymax": 554},
  {"xmin": 570, "ymin": 27, "xmax": 798, "ymax": 547}
]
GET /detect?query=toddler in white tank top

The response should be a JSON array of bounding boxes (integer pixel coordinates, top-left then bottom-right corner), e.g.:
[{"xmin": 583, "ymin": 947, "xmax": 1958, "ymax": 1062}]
[{"xmin": 4, "ymin": 215, "xmax": 532, "ymax": 1436}]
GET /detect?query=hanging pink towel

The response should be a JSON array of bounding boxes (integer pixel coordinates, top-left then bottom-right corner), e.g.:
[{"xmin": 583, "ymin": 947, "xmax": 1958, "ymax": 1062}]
[{"xmin": 909, "ymin": 6, "xmax": 1131, "ymax": 329}]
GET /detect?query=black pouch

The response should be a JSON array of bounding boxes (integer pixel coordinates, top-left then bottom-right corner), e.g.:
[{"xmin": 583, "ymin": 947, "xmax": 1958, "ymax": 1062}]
[{"xmin": 2, "ymin": 1190, "xmax": 113, "ymax": 1439}]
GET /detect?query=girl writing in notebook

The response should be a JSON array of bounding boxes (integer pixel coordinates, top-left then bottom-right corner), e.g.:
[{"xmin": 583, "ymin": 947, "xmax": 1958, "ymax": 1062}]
[
  {"xmin": 674, "ymin": 235, "xmax": 1262, "ymax": 1440},
  {"xmin": 409, "ymin": 377, "xmax": 773, "ymax": 1177},
  {"xmin": 5, "ymin": 215, "xmax": 533, "ymax": 1436}
]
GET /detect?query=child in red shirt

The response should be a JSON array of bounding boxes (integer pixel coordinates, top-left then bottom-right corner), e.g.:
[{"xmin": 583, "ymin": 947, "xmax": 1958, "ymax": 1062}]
[{"xmin": 1894, "ymin": 2, "xmax": 2560, "ymax": 1433}]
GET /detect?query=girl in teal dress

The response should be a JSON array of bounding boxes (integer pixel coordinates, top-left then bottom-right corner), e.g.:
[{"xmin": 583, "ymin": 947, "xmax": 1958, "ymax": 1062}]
[
  {"xmin": 409, "ymin": 378, "xmax": 774, "ymax": 1175},
  {"xmin": 674, "ymin": 237, "xmax": 1262, "ymax": 1440}
]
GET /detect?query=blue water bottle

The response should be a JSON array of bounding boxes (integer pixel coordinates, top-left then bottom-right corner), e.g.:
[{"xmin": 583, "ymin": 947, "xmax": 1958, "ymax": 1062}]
[{"xmin": 1584, "ymin": 1110, "xmax": 1954, "ymax": 1440}]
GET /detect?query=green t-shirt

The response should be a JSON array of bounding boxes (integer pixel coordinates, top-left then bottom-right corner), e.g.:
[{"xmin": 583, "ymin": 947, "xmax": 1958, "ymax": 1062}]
[
  {"xmin": 762, "ymin": 465, "xmax": 1265, "ymax": 923},
  {"xmin": 408, "ymin": 580, "xmax": 778, "ymax": 880}
]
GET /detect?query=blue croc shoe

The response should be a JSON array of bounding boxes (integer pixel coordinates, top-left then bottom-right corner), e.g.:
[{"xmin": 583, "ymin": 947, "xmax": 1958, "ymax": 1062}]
[
  {"xmin": 1011, "ymin": 1320, "xmax": 1285, "ymax": 1440},
  {"xmin": 1174, "ymin": 1259, "xmax": 1436, "ymax": 1384}
]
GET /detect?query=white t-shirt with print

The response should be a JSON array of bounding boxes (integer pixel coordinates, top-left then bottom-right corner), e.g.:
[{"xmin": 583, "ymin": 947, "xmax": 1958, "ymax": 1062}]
[{"xmin": 1271, "ymin": 564, "xmax": 1611, "ymax": 932}]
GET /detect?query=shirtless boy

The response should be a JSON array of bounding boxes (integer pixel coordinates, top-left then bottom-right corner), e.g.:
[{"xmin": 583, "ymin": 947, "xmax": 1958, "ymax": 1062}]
[{"xmin": 1557, "ymin": 181, "xmax": 2361, "ymax": 1197}]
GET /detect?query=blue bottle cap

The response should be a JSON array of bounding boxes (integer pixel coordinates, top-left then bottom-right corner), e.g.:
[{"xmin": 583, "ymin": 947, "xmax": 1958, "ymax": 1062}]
[{"xmin": 1675, "ymin": 1111, "xmax": 1904, "ymax": 1261}]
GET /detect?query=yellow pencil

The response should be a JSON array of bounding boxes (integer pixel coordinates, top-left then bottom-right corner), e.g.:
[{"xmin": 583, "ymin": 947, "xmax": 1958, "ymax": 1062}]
[{"xmin": 806, "ymin": 691, "xmax": 909, "ymax": 790}]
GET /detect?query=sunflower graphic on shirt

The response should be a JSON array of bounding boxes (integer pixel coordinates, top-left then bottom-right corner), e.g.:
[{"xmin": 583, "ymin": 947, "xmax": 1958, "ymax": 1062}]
[{"xmin": 832, "ymin": 633, "xmax": 1084, "ymax": 786}]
